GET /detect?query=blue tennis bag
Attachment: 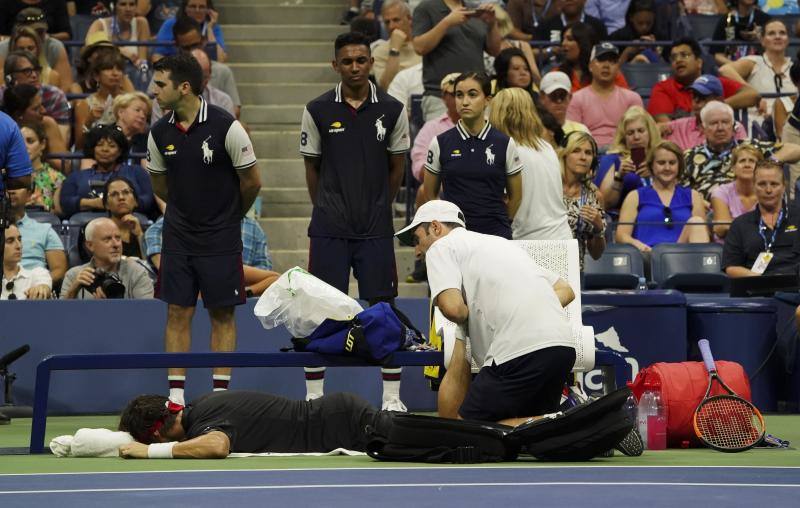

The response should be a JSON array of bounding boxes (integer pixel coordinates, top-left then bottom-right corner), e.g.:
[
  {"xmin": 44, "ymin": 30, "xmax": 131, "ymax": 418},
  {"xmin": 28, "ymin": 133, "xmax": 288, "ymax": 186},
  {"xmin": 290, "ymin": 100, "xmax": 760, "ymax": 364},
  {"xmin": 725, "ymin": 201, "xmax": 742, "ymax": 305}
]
[{"xmin": 290, "ymin": 302, "xmax": 424, "ymax": 364}]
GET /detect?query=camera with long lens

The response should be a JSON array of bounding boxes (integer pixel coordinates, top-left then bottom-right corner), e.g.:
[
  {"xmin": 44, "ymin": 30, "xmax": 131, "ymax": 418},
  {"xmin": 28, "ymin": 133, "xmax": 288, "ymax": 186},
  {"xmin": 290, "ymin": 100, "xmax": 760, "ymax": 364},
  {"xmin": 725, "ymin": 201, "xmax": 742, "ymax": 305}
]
[{"xmin": 83, "ymin": 269, "xmax": 126, "ymax": 299}]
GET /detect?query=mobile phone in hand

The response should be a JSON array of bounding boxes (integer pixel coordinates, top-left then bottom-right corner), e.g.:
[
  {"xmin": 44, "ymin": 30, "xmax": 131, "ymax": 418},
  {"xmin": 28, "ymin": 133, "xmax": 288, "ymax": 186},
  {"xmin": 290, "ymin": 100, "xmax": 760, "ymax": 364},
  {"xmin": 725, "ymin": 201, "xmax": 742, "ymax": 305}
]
[{"xmin": 631, "ymin": 146, "xmax": 646, "ymax": 168}]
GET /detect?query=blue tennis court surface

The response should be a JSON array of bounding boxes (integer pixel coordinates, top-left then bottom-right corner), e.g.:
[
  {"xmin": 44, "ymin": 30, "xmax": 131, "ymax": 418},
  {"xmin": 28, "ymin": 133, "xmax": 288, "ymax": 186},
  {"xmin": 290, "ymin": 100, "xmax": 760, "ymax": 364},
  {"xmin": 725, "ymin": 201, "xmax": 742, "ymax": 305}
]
[{"xmin": 0, "ymin": 466, "xmax": 797, "ymax": 507}]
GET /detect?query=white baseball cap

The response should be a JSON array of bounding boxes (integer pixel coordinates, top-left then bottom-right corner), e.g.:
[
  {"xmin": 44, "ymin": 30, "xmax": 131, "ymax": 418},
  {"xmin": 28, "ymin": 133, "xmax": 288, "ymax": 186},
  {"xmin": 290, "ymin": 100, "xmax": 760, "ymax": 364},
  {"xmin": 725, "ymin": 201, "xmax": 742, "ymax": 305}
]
[
  {"xmin": 395, "ymin": 200, "xmax": 466, "ymax": 246},
  {"xmin": 540, "ymin": 71, "xmax": 571, "ymax": 95}
]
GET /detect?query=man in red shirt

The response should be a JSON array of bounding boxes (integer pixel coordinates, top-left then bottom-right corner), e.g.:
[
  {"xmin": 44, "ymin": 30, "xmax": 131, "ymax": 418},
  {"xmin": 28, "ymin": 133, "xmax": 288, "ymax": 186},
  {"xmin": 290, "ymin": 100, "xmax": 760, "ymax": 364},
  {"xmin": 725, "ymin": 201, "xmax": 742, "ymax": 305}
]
[{"xmin": 647, "ymin": 37, "xmax": 760, "ymax": 123}]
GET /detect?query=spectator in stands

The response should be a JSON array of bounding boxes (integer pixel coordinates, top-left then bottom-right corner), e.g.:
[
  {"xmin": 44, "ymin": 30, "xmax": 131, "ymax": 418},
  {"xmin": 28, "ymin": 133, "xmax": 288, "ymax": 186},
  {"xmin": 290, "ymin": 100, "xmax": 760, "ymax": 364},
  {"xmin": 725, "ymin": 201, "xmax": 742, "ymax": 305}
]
[
  {"xmin": 559, "ymin": 130, "xmax": 605, "ymax": 268},
  {"xmin": 150, "ymin": 47, "xmax": 234, "ymax": 122},
  {"xmin": 145, "ymin": 215, "xmax": 278, "ymax": 296},
  {"xmin": 662, "ymin": 74, "xmax": 749, "ymax": 151},
  {"xmin": 722, "ymin": 159, "xmax": 800, "ymax": 277},
  {"xmin": 775, "ymin": 58, "xmax": 800, "ymax": 194},
  {"xmin": 490, "ymin": 87, "xmax": 572, "ymax": 241},
  {"xmin": 2, "ymin": 50, "xmax": 71, "ymax": 143},
  {"xmin": 1, "ymin": 224, "xmax": 52, "ymax": 300},
  {"xmin": 719, "ymin": 19, "xmax": 796, "ymax": 136},
  {"xmin": 153, "ymin": 0, "xmax": 226, "ymax": 62},
  {"xmin": 648, "ymin": 38, "xmax": 760, "ymax": 123},
  {"xmin": 556, "ymin": 22, "xmax": 627, "ymax": 92},
  {"xmin": 538, "ymin": 70, "xmax": 589, "ymax": 138},
  {"xmin": 534, "ymin": 0, "xmax": 607, "ymax": 41},
  {"xmin": 102, "ymin": 176, "xmax": 146, "ymax": 259},
  {"xmin": 58, "ymin": 124, "xmax": 155, "ymax": 217},
  {"xmin": 411, "ymin": 72, "xmax": 459, "ymax": 185},
  {"xmin": 60, "ymin": 217, "xmax": 154, "ymax": 299},
  {"xmin": 73, "ymin": 50, "xmax": 126, "ymax": 149},
  {"xmin": 167, "ymin": 15, "xmax": 241, "ymax": 117},
  {"xmin": 616, "ymin": 140, "xmax": 710, "ymax": 253},
  {"xmin": 113, "ymin": 91, "xmax": 151, "ymax": 159},
  {"xmin": 566, "ymin": 42, "xmax": 643, "ymax": 147},
  {"xmin": 21, "ymin": 122, "xmax": 63, "ymax": 214},
  {"xmin": 424, "ymin": 72, "xmax": 523, "ymax": 239},
  {"xmin": 0, "ymin": 8, "xmax": 73, "ymax": 92},
  {"xmin": 585, "ymin": 0, "xmax": 629, "ymax": 35},
  {"xmin": 9, "ymin": 27, "xmax": 61, "ymax": 90},
  {"xmin": 71, "ymin": 32, "xmax": 135, "ymax": 96},
  {"xmin": 412, "ymin": 0, "xmax": 502, "ymax": 121},
  {"xmin": 711, "ymin": 0, "xmax": 770, "ymax": 66},
  {"xmin": 6, "ymin": 181, "xmax": 67, "ymax": 285},
  {"xmin": 593, "ymin": 106, "xmax": 661, "ymax": 213},
  {"xmin": 0, "ymin": 1, "xmax": 71, "ymax": 41},
  {"xmin": 85, "ymin": 0, "xmax": 152, "ymax": 84},
  {"xmin": 609, "ymin": 0, "xmax": 667, "ymax": 65},
  {"xmin": 386, "ymin": 62, "xmax": 423, "ymax": 114},
  {"xmin": 143, "ymin": 0, "xmax": 181, "ymax": 33},
  {"xmin": 372, "ymin": 0, "xmax": 421, "ymax": 91},
  {"xmin": 711, "ymin": 143, "xmax": 761, "ymax": 242},
  {"xmin": 683, "ymin": 101, "xmax": 800, "ymax": 200},
  {"xmin": 67, "ymin": 0, "xmax": 113, "ymax": 46},
  {"xmin": 506, "ymin": 0, "xmax": 561, "ymax": 41},
  {"xmin": 680, "ymin": 0, "xmax": 728, "ymax": 14},
  {"xmin": 2, "ymin": 84, "xmax": 67, "ymax": 168},
  {"xmin": 492, "ymin": 46, "xmax": 539, "ymax": 97}
]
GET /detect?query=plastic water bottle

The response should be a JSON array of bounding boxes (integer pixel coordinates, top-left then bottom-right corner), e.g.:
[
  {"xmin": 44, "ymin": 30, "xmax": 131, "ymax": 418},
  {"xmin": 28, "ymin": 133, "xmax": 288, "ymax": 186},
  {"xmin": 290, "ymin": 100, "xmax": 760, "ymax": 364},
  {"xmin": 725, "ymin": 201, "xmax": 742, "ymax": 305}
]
[
  {"xmin": 647, "ymin": 380, "xmax": 667, "ymax": 450},
  {"xmin": 623, "ymin": 389, "xmax": 638, "ymax": 429},
  {"xmin": 637, "ymin": 382, "xmax": 655, "ymax": 449},
  {"xmin": 637, "ymin": 276, "xmax": 647, "ymax": 291}
]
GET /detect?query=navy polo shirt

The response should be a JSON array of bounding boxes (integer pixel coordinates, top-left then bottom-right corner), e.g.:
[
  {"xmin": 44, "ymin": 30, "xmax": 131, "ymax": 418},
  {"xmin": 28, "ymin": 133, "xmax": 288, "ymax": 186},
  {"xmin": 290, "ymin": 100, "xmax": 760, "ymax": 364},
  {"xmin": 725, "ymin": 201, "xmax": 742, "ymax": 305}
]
[
  {"xmin": 300, "ymin": 81, "xmax": 410, "ymax": 239},
  {"xmin": 722, "ymin": 205, "xmax": 800, "ymax": 275},
  {"xmin": 147, "ymin": 97, "xmax": 257, "ymax": 255},
  {"xmin": 0, "ymin": 111, "xmax": 31, "ymax": 192},
  {"xmin": 425, "ymin": 121, "xmax": 523, "ymax": 237}
]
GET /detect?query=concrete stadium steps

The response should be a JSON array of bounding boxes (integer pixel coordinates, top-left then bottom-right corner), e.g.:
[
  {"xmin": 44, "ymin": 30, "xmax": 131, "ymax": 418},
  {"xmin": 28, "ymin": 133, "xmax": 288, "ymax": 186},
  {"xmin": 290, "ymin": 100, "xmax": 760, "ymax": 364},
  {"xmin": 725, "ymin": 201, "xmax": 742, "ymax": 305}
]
[
  {"xmin": 242, "ymin": 105, "xmax": 305, "ymax": 126},
  {"xmin": 252, "ymin": 131, "xmax": 300, "ymax": 159},
  {"xmin": 259, "ymin": 159, "xmax": 306, "ymax": 187},
  {"xmin": 229, "ymin": 63, "xmax": 337, "ymax": 83},
  {"xmin": 227, "ymin": 41, "xmax": 332, "ymax": 62},
  {"xmin": 259, "ymin": 217, "xmax": 412, "ymax": 250},
  {"xmin": 221, "ymin": 5, "xmax": 341, "ymax": 24},
  {"xmin": 224, "ymin": 24, "xmax": 344, "ymax": 42},
  {"xmin": 239, "ymin": 83, "xmax": 332, "ymax": 104}
]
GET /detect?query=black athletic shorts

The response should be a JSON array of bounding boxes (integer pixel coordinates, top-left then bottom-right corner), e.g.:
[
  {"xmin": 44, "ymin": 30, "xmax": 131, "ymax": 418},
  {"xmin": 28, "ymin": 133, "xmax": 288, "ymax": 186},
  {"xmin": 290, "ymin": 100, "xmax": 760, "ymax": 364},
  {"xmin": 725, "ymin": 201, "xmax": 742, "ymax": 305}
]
[
  {"xmin": 458, "ymin": 346, "xmax": 576, "ymax": 422},
  {"xmin": 306, "ymin": 392, "xmax": 392, "ymax": 452},
  {"xmin": 308, "ymin": 236, "xmax": 397, "ymax": 300},
  {"xmin": 156, "ymin": 252, "xmax": 246, "ymax": 308}
]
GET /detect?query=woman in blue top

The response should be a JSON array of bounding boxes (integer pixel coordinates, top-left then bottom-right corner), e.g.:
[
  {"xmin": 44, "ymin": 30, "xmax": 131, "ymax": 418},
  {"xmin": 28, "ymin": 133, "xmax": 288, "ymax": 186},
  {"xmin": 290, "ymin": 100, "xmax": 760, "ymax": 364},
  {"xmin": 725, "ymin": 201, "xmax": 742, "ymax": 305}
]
[
  {"xmin": 153, "ymin": 0, "xmax": 226, "ymax": 62},
  {"xmin": 616, "ymin": 140, "xmax": 709, "ymax": 253},
  {"xmin": 57, "ymin": 124, "xmax": 155, "ymax": 219},
  {"xmin": 423, "ymin": 72, "xmax": 523, "ymax": 239},
  {"xmin": 593, "ymin": 106, "xmax": 661, "ymax": 215}
]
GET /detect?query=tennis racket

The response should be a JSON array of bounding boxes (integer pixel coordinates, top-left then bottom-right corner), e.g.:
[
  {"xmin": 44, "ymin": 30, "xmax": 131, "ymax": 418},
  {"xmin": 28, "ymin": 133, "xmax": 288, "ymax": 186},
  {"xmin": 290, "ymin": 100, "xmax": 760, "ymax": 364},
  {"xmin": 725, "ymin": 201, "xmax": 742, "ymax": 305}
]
[{"xmin": 693, "ymin": 339, "xmax": 765, "ymax": 452}]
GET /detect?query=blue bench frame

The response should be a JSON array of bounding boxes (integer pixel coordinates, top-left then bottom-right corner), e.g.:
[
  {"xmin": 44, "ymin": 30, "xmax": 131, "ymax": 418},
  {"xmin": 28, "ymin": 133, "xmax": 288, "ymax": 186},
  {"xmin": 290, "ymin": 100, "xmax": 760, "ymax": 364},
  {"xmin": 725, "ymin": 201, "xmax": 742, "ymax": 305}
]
[{"xmin": 28, "ymin": 349, "xmax": 629, "ymax": 454}]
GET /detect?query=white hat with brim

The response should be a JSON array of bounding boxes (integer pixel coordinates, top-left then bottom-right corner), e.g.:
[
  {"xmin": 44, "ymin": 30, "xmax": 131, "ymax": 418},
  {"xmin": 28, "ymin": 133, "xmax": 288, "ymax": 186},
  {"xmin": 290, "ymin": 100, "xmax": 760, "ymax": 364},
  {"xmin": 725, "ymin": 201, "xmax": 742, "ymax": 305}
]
[{"xmin": 395, "ymin": 200, "xmax": 466, "ymax": 246}]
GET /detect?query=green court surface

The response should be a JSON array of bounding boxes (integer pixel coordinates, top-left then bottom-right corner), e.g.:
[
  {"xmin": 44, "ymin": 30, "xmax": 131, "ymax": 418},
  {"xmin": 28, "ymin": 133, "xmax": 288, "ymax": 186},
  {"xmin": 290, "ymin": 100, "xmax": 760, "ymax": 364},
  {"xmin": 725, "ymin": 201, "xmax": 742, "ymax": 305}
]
[{"xmin": 0, "ymin": 414, "xmax": 797, "ymax": 474}]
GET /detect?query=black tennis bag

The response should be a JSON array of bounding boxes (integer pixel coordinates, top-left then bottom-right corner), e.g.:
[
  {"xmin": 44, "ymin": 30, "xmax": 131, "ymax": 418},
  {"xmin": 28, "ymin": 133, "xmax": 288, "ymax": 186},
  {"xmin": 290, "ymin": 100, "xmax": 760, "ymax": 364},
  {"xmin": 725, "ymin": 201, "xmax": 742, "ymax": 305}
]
[{"xmin": 365, "ymin": 387, "xmax": 634, "ymax": 463}]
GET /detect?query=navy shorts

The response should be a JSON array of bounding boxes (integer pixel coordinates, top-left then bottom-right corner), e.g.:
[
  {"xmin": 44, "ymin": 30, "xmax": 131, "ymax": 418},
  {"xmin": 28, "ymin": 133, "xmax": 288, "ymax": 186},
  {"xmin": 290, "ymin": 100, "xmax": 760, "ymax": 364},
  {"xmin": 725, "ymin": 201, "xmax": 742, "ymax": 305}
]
[
  {"xmin": 308, "ymin": 236, "xmax": 397, "ymax": 301},
  {"xmin": 458, "ymin": 346, "xmax": 576, "ymax": 422},
  {"xmin": 156, "ymin": 252, "xmax": 246, "ymax": 308}
]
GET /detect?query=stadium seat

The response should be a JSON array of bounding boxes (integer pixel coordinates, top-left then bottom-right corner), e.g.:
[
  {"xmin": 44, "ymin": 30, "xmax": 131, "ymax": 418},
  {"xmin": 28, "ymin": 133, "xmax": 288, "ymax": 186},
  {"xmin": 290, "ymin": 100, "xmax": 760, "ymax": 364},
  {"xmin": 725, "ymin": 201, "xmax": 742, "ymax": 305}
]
[
  {"xmin": 621, "ymin": 63, "xmax": 672, "ymax": 97},
  {"xmin": 410, "ymin": 94, "xmax": 424, "ymax": 132},
  {"xmin": 686, "ymin": 14, "xmax": 723, "ymax": 40},
  {"xmin": 584, "ymin": 243, "xmax": 645, "ymax": 290},
  {"xmin": 651, "ymin": 243, "xmax": 730, "ymax": 292},
  {"xmin": 25, "ymin": 210, "xmax": 62, "ymax": 230}
]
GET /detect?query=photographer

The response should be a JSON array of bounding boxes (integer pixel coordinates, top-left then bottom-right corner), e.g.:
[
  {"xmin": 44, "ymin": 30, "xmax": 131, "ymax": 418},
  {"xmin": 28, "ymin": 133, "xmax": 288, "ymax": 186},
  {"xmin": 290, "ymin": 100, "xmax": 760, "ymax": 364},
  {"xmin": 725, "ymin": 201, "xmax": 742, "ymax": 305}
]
[{"xmin": 60, "ymin": 217, "xmax": 153, "ymax": 299}]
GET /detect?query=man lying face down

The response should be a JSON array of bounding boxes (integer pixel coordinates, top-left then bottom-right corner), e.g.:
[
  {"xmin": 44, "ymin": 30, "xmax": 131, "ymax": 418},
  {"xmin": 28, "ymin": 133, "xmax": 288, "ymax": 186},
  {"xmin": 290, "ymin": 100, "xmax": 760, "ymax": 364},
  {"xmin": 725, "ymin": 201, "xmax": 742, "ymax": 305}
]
[{"xmin": 118, "ymin": 390, "xmax": 392, "ymax": 459}]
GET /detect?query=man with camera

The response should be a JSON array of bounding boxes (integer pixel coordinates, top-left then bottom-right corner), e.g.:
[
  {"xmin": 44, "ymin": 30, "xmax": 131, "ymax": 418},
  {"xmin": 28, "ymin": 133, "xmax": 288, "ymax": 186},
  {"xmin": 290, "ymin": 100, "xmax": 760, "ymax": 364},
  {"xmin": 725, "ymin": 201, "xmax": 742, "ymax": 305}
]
[{"xmin": 60, "ymin": 217, "xmax": 153, "ymax": 299}]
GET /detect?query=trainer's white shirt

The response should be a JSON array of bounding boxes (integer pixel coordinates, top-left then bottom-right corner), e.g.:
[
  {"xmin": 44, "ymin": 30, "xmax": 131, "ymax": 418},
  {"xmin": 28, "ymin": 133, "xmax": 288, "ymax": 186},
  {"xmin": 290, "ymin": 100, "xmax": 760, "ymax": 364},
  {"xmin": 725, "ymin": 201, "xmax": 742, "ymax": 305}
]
[
  {"xmin": 426, "ymin": 228, "xmax": 573, "ymax": 367},
  {"xmin": 512, "ymin": 144, "xmax": 573, "ymax": 241}
]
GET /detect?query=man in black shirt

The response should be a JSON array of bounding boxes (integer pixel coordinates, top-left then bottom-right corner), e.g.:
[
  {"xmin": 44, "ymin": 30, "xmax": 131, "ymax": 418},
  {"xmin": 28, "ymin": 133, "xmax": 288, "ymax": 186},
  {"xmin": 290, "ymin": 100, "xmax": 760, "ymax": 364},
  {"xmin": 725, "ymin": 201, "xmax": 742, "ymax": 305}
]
[
  {"xmin": 534, "ymin": 0, "xmax": 607, "ymax": 43},
  {"xmin": 147, "ymin": 54, "xmax": 261, "ymax": 404},
  {"xmin": 299, "ymin": 32, "xmax": 410, "ymax": 411},
  {"xmin": 117, "ymin": 391, "xmax": 391, "ymax": 458},
  {"xmin": 723, "ymin": 160, "xmax": 800, "ymax": 277}
]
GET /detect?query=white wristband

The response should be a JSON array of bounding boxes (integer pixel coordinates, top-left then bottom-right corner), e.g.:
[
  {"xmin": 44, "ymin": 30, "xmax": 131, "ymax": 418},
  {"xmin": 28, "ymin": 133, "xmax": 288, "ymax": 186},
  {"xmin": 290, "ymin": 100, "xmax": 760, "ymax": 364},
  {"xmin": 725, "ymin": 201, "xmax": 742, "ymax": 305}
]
[{"xmin": 147, "ymin": 442, "xmax": 176, "ymax": 459}]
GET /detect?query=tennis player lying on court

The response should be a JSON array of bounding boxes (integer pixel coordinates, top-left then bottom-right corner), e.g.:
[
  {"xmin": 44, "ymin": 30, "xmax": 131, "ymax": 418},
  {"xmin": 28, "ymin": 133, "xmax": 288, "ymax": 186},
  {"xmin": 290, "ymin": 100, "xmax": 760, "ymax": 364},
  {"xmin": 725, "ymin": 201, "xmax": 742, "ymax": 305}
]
[{"xmin": 117, "ymin": 390, "xmax": 392, "ymax": 459}]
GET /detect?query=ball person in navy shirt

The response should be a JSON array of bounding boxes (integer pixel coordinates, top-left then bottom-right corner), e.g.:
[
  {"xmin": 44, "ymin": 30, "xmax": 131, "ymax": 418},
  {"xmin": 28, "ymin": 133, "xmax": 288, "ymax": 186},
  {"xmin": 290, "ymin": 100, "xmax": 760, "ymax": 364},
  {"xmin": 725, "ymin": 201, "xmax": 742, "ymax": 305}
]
[
  {"xmin": 299, "ymin": 32, "xmax": 410, "ymax": 409},
  {"xmin": 423, "ymin": 72, "xmax": 523, "ymax": 239},
  {"xmin": 1, "ymin": 109, "xmax": 32, "ymax": 267},
  {"xmin": 147, "ymin": 54, "xmax": 261, "ymax": 404}
]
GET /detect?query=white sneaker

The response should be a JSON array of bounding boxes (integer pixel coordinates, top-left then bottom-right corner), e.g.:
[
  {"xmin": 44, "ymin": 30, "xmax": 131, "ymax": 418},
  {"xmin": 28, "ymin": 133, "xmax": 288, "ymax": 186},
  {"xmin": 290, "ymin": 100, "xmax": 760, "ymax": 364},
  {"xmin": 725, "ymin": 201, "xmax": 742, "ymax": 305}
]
[
  {"xmin": 382, "ymin": 397, "xmax": 407, "ymax": 412},
  {"xmin": 305, "ymin": 392, "xmax": 323, "ymax": 401}
]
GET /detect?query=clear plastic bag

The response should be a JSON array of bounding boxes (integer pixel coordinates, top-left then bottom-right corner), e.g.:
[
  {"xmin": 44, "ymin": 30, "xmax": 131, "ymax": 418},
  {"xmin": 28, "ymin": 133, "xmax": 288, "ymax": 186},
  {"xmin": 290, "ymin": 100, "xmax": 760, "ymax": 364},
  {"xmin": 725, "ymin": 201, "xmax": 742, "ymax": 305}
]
[{"xmin": 253, "ymin": 267, "xmax": 363, "ymax": 338}]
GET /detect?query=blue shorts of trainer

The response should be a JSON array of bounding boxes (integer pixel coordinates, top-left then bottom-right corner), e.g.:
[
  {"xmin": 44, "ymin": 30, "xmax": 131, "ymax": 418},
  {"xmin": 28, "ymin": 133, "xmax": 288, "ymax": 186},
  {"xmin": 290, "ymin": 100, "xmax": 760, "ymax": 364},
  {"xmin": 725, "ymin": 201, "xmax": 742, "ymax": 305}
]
[
  {"xmin": 156, "ymin": 252, "xmax": 246, "ymax": 308},
  {"xmin": 458, "ymin": 346, "xmax": 576, "ymax": 422},
  {"xmin": 308, "ymin": 236, "xmax": 397, "ymax": 301}
]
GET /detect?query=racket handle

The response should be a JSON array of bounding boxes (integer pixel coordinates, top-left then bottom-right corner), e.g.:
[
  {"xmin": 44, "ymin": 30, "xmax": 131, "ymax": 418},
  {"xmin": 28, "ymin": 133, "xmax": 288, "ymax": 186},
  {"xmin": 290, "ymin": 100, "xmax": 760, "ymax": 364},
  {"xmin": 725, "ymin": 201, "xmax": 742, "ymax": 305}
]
[{"xmin": 698, "ymin": 339, "xmax": 716, "ymax": 373}]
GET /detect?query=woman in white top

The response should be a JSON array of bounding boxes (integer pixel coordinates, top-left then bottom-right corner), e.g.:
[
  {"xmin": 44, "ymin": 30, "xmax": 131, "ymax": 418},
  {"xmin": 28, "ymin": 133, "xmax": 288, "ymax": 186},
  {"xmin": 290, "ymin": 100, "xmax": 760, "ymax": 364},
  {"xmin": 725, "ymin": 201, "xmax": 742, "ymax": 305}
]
[
  {"xmin": 489, "ymin": 87, "xmax": 572, "ymax": 240},
  {"xmin": 86, "ymin": 0, "xmax": 151, "ymax": 68},
  {"xmin": 719, "ymin": 19, "xmax": 796, "ymax": 132}
]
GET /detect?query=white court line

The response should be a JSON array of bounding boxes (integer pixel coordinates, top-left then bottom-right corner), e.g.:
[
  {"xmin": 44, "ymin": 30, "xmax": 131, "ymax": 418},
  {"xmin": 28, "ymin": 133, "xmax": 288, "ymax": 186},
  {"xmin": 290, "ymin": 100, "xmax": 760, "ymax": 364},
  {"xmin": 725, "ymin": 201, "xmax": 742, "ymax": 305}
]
[
  {"xmin": 1, "ymin": 482, "xmax": 799, "ymax": 495},
  {"xmin": 0, "ymin": 465, "xmax": 798, "ymax": 477}
]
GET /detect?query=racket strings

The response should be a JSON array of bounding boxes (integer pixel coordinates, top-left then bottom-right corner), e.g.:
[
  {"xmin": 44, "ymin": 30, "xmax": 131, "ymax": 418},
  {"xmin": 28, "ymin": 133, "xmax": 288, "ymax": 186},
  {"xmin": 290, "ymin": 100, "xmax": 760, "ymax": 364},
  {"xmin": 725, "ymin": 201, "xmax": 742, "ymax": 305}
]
[{"xmin": 695, "ymin": 397, "xmax": 764, "ymax": 450}]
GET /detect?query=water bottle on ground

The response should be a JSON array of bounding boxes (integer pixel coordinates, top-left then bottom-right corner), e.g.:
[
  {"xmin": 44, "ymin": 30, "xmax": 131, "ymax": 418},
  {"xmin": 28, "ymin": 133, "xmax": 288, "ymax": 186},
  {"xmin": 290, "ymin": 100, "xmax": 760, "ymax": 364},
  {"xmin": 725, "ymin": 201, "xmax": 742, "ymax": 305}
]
[
  {"xmin": 637, "ymin": 276, "xmax": 647, "ymax": 291},
  {"xmin": 637, "ymin": 382, "xmax": 655, "ymax": 449},
  {"xmin": 623, "ymin": 388, "xmax": 638, "ymax": 427},
  {"xmin": 647, "ymin": 379, "xmax": 667, "ymax": 450}
]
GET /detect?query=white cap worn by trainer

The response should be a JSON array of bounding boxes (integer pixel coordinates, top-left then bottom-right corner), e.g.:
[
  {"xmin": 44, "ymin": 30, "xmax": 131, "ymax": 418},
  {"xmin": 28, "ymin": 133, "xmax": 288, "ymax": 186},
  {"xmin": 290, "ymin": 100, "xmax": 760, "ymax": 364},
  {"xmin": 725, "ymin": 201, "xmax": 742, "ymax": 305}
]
[{"xmin": 395, "ymin": 199, "xmax": 466, "ymax": 246}]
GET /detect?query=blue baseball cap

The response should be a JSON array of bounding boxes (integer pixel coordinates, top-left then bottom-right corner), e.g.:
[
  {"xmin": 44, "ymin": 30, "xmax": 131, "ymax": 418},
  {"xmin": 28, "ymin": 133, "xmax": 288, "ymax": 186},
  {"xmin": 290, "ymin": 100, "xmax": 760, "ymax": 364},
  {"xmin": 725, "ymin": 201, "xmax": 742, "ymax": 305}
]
[{"xmin": 688, "ymin": 74, "xmax": 723, "ymax": 97}]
